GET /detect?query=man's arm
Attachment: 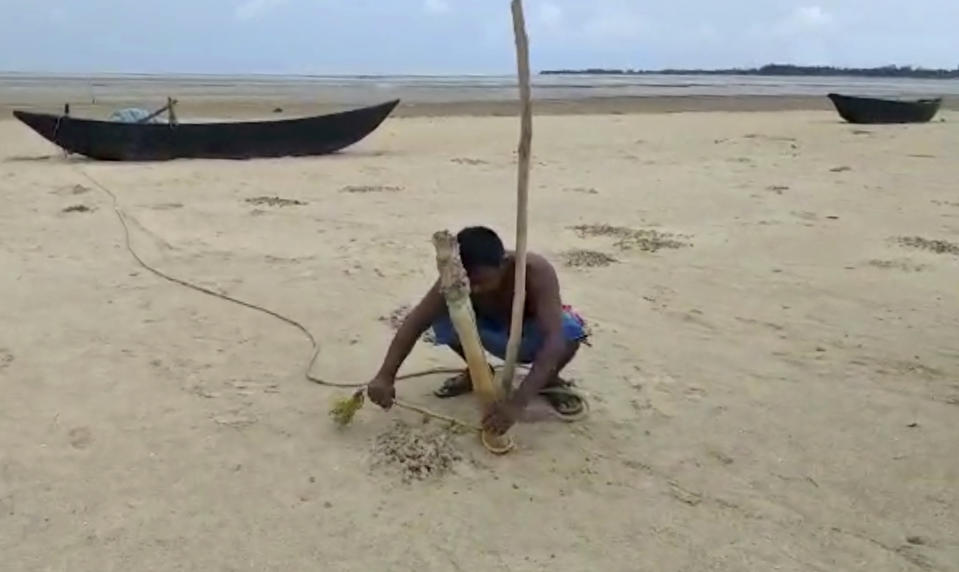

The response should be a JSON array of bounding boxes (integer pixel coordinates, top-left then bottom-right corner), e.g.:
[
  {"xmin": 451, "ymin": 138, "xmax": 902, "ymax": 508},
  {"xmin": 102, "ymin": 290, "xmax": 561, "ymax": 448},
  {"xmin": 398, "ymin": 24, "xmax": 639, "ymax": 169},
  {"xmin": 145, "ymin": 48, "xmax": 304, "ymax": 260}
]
[
  {"xmin": 511, "ymin": 258, "xmax": 567, "ymax": 406},
  {"xmin": 374, "ymin": 280, "xmax": 445, "ymax": 381}
]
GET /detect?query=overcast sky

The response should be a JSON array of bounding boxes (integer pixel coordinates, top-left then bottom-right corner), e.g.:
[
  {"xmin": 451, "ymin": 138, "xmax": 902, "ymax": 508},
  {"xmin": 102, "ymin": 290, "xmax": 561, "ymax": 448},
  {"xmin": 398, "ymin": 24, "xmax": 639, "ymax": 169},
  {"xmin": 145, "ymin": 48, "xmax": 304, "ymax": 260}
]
[{"xmin": 1, "ymin": 0, "xmax": 956, "ymax": 74}]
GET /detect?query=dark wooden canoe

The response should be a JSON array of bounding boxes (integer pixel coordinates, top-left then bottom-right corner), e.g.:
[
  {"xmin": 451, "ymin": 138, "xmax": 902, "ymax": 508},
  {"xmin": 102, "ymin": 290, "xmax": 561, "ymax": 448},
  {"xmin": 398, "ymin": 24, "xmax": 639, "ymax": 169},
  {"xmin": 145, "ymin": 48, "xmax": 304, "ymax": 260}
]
[
  {"xmin": 12, "ymin": 99, "xmax": 400, "ymax": 161},
  {"xmin": 827, "ymin": 93, "xmax": 941, "ymax": 124}
]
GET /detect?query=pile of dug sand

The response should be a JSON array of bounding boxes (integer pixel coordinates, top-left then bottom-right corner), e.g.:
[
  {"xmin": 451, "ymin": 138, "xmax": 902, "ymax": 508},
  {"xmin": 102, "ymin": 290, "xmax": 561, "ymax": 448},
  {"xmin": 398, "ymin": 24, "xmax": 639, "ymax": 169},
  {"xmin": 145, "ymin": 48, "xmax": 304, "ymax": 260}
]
[{"xmin": 371, "ymin": 421, "xmax": 463, "ymax": 483}]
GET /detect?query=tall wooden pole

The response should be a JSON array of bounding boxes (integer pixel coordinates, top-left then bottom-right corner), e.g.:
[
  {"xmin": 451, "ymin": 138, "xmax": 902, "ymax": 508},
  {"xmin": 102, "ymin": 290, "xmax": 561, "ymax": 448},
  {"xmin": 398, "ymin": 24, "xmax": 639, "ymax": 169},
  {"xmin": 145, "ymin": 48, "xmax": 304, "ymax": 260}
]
[{"xmin": 497, "ymin": 0, "xmax": 532, "ymax": 394}]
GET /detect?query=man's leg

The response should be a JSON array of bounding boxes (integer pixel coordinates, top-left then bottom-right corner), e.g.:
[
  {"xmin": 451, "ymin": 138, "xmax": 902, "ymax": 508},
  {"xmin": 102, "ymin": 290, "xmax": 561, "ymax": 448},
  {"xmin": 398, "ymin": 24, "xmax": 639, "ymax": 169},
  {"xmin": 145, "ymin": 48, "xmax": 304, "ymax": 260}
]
[
  {"xmin": 516, "ymin": 312, "xmax": 587, "ymax": 414},
  {"xmin": 546, "ymin": 338, "xmax": 580, "ymax": 385},
  {"xmin": 431, "ymin": 310, "xmax": 586, "ymax": 399},
  {"xmin": 512, "ymin": 309, "xmax": 585, "ymax": 379},
  {"xmin": 535, "ymin": 339, "xmax": 584, "ymax": 414},
  {"xmin": 433, "ymin": 348, "xmax": 575, "ymax": 398}
]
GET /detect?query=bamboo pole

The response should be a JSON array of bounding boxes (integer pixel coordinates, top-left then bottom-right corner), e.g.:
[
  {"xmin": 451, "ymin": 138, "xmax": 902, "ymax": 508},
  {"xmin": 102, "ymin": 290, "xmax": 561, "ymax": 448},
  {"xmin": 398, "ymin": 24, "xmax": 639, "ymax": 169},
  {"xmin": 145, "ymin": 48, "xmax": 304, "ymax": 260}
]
[
  {"xmin": 496, "ymin": 0, "xmax": 533, "ymax": 394},
  {"xmin": 432, "ymin": 231, "xmax": 514, "ymax": 454}
]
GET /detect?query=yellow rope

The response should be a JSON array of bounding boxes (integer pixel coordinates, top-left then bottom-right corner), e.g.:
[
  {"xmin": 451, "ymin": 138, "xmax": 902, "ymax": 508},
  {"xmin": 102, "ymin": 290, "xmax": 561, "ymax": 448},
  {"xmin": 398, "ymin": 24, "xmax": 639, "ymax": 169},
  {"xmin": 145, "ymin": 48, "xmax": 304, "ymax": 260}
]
[{"xmin": 76, "ymin": 168, "xmax": 587, "ymax": 448}]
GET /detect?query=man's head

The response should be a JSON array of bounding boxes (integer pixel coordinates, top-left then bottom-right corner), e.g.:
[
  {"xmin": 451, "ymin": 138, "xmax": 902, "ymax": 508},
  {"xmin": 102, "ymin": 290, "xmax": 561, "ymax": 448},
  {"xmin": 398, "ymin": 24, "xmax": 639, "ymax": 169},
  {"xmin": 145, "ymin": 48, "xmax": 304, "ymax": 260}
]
[{"xmin": 457, "ymin": 226, "xmax": 506, "ymax": 293}]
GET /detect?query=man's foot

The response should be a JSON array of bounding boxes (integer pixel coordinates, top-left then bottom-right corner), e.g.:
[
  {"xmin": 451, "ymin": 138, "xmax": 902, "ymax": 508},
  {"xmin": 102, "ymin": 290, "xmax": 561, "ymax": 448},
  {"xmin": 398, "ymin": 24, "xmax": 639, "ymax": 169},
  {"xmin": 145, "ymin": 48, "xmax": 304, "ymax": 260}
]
[
  {"xmin": 437, "ymin": 370, "xmax": 584, "ymax": 416},
  {"xmin": 434, "ymin": 370, "xmax": 473, "ymax": 398},
  {"xmin": 538, "ymin": 378, "xmax": 586, "ymax": 418},
  {"xmin": 433, "ymin": 365, "xmax": 495, "ymax": 398}
]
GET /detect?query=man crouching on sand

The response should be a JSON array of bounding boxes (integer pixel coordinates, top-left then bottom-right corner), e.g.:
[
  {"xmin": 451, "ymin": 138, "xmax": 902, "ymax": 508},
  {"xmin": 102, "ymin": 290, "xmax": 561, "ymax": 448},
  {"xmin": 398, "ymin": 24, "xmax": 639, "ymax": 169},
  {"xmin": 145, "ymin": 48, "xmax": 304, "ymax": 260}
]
[{"xmin": 366, "ymin": 225, "xmax": 588, "ymax": 435}]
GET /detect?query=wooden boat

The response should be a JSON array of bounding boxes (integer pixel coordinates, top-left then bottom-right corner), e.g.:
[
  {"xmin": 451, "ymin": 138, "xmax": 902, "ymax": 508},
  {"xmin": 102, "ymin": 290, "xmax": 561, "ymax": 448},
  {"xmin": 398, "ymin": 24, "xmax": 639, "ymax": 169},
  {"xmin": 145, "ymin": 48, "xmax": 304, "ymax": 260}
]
[
  {"xmin": 12, "ymin": 99, "xmax": 400, "ymax": 161},
  {"xmin": 827, "ymin": 93, "xmax": 941, "ymax": 124}
]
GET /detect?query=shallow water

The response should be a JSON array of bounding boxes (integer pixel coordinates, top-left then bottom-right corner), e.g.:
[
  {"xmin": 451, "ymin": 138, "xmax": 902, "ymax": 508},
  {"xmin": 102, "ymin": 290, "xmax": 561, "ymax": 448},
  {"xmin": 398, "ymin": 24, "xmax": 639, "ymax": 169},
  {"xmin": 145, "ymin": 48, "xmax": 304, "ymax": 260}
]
[{"xmin": 2, "ymin": 72, "xmax": 958, "ymax": 106}]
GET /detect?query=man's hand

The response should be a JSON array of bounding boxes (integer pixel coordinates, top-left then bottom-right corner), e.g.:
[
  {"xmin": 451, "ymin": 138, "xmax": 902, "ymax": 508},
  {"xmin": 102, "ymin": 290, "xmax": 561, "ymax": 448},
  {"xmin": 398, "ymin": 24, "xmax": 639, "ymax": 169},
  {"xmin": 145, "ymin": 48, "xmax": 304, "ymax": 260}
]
[
  {"xmin": 482, "ymin": 397, "xmax": 525, "ymax": 435},
  {"xmin": 367, "ymin": 374, "xmax": 396, "ymax": 409}
]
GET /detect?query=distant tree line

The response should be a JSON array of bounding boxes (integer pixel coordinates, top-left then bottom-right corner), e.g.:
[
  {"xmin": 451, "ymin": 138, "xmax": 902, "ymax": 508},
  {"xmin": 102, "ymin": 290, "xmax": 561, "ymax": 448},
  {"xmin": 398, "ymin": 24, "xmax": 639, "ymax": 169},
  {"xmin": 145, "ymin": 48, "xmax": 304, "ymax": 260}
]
[{"xmin": 540, "ymin": 64, "xmax": 959, "ymax": 79}]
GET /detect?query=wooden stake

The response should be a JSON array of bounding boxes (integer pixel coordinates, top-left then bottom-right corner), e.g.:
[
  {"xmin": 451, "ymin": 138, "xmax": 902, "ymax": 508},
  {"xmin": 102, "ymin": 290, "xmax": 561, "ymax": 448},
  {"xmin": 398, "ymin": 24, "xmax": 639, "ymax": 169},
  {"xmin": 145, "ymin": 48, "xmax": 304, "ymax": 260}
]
[
  {"xmin": 167, "ymin": 97, "xmax": 178, "ymax": 125},
  {"xmin": 497, "ymin": 0, "xmax": 533, "ymax": 393},
  {"xmin": 433, "ymin": 230, "xmax": 514, "ymax": 454}
]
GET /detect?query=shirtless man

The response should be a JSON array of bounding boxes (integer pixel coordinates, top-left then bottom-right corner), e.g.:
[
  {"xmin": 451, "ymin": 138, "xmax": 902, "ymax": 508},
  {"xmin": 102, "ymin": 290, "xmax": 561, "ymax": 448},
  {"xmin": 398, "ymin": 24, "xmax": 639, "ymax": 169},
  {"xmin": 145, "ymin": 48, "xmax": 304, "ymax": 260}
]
[{"xmin": 366, "ymin": 226, "xmax": 588, "ymax": 435}]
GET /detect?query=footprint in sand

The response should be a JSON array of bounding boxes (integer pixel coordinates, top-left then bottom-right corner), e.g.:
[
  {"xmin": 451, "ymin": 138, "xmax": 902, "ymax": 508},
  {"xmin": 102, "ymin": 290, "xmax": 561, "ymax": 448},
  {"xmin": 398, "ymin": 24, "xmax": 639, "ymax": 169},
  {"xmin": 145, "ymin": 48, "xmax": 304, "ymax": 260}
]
[
  {"xmin": 683, "ymin": 385, "xmax": 707, "ymax": 400},
  {"xmin": 68, "ymin": 427, "xmax": 93, "ymax": 449},
  {"xmin": 51, "ymin": 184, "xmax": 91, "ymax": 196},
  {"xmin": 791, "ymin": 210, "xmax": 818, "ymax": 222},
  {"xmin": 674, "ymin": 309, "xmax": 716, "ymax": 332},
  {"xmin": 931, "ymin": 200, "xmax": 959, "ymax": 208},
  {"xmin": 340, "ymin": 185, "xmax": 403, "ymax": 194},
  {"xmin": 0, "ymin": 349, "xmax": 13, "ymax": 369},
  {"xmin": 707, "ymin": 449, "xmax": 734, "ymax": 466},
  {"xmin": 451, "ymin": 157, "xmax": 488, "ymax": 166},
  {"xmin": 563, "ymin": 187, "xmax": 599, "ymax": 195},
  {"xmin": 735, "ymin": 316, "xmax": 785, "ymax": 332},
  {"xmin": 212, "ymin": 410, "xmax": 258, "ymax": 428},
  {"xmin": 245, "ymin": 196, "xmax": 307, "ymax": 207},
  {"xmin": 668, "ymin": 483, "xmax": 703, "ymax": 506},
  {"xmin": 866, "ymin": 259, "xmax": 929, "ymax": 272}
]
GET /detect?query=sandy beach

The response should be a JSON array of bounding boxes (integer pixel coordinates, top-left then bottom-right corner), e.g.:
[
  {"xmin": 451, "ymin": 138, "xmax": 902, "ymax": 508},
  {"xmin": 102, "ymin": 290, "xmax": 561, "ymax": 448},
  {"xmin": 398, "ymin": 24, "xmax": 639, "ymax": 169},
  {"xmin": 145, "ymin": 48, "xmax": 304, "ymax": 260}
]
[{"xmin": 1, "ymin": 102, "xmax": 958, "ymax": 571}]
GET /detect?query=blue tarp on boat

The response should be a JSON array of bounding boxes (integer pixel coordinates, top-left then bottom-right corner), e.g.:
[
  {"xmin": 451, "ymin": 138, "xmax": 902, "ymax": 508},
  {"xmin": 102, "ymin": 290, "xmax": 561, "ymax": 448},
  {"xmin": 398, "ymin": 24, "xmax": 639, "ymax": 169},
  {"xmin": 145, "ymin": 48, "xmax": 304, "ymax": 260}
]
[{"xmin": 109, "ymin": 108, "xmax": 163, "ymax": 123}]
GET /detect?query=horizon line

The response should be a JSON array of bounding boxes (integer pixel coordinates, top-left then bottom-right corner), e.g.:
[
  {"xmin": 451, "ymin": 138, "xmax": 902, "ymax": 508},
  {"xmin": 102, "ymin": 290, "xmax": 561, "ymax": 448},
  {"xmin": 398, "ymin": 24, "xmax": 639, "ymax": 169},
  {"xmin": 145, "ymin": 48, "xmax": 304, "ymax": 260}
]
[{"xmin": 4, "ymin": 64, "xmax": 959, "ymax": 79}]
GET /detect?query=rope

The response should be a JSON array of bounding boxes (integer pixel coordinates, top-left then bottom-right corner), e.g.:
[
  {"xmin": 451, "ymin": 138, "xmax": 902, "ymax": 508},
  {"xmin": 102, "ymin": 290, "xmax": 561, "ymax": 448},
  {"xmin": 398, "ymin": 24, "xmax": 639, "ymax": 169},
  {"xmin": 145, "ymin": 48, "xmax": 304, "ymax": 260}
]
[{"xmin": 75, "ymin": 168, "xmax": 587, "ymax": 438}]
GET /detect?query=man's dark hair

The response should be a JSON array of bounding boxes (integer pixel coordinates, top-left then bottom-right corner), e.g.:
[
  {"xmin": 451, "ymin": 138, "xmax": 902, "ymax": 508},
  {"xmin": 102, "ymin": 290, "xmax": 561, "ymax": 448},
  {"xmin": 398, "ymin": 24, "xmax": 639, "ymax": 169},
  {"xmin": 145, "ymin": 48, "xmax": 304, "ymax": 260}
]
[{"xmin": 457, "ymin": 226, "xmax": 505, "ymax": 271}]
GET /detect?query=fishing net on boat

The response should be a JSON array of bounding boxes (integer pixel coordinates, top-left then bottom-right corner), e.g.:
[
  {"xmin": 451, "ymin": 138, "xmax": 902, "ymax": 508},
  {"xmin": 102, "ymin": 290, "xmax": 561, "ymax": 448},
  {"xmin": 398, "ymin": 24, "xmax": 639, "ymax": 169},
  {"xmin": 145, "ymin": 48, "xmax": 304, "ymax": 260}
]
[{"xmin": 109, "ymin": 108, "xmax": 164, "ymax": 123}]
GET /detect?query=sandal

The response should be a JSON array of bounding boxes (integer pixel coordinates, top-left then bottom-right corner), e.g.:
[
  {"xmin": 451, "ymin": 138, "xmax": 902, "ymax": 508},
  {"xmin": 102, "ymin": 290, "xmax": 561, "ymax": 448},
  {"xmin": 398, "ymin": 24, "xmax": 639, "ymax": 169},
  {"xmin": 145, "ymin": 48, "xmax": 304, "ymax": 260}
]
[
  {"xmin": 538, "ymin": 379, "xmax": 587, "ymax": 420},
  {"xmin": 433, "ymin": 365, "xmax": 497, "ymax": 398},
  {"xmin": 434, "ymin": 371, "xmax": 473, "ymax": 398}
]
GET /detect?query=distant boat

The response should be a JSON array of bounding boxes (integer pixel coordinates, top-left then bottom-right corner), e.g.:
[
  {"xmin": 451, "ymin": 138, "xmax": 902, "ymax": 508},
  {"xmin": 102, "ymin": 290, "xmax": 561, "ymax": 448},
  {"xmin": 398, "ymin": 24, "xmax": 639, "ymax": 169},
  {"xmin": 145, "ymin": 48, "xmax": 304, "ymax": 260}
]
[
  {"xmin": 827, "ymin": 93, "xmax": 941, "ymax": 124},
  {"xmin": 12, "ymin": 99, "xmax": 400, "ymax": 161}
]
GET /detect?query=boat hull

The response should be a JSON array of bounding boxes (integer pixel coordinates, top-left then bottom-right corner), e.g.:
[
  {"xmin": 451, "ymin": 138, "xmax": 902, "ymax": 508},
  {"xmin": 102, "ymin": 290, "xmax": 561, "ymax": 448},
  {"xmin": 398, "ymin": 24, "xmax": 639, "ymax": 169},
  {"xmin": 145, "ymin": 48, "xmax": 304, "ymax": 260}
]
[
  {"xmin": 827, "ymin": 93, "xmax": 941, "ymax": 124},
  {"xmin": 12, "ymin": 99, "xmax": 400, "ymax": 161}
]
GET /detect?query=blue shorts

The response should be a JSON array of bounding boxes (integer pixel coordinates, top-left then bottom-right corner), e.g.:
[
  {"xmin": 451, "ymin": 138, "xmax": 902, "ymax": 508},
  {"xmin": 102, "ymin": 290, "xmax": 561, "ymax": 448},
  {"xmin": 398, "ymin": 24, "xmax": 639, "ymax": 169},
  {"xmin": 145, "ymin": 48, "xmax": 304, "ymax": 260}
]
[{"xmin": 431, "ymin": 309, "xmax": 588, "ymax": 364}]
